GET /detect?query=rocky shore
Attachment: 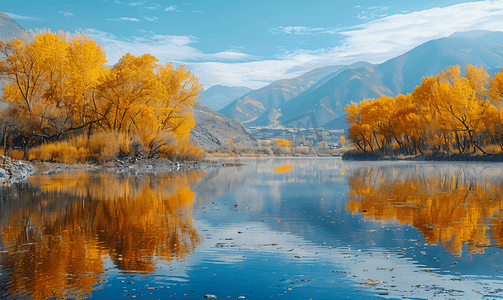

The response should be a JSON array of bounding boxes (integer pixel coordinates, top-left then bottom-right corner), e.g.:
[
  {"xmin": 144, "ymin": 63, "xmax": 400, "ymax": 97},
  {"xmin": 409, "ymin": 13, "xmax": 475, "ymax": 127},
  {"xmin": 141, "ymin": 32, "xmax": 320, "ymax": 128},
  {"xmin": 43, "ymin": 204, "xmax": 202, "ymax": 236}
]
[
  {"xmin": 0, "ymin": 156, "xmax": 37, "ymax": 183},
  {"xmin": 0, "ymin": 155, "xmax": 244, "ymax": 184}
]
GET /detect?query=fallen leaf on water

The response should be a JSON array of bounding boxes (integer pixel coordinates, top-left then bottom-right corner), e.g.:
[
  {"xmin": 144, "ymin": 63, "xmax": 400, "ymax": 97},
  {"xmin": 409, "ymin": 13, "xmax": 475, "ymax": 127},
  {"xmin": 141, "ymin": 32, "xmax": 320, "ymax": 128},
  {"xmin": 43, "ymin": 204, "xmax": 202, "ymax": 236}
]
[{"xmin": 362, "ymin": 280, "xmax": 382, "ymax": 285}]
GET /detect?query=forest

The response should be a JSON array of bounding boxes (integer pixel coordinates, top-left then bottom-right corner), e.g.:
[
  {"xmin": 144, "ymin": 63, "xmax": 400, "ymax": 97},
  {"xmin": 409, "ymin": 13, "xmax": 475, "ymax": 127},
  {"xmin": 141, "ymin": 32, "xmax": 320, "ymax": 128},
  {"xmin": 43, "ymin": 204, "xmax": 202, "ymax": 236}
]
[
  {"xmin": 346, "ymin": 64, "xmax": 503, "ymax": 156},
  {"xmin": 0, "ymin": 30, "xmax": 204, "ymax": 163}
]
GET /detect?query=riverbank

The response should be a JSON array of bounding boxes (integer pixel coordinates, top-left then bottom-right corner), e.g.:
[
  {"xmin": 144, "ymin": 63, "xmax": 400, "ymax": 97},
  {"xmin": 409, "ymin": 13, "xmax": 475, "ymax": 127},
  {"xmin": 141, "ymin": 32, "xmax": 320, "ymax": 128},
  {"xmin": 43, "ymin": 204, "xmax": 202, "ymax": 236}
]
[
  {"xmin": 0, "ymin": 156, "xmax": 244, "ymax": 184},
  {"xmin": 0, "ymin": 156, "xmax": 37, "ymax": 183},
  {"xmin": 341, "ymin": 150, "xmax": 503, "ymax": 161}
]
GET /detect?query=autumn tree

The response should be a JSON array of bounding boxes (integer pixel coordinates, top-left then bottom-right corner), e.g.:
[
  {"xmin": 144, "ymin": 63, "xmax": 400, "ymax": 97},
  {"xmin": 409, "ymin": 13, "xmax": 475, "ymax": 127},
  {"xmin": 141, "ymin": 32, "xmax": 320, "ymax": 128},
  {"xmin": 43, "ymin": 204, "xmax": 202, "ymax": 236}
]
[
  {"xmin": 92, "ymin": 54, "xmax": 202, "ymax": 157},
  {"xmin": 489, "ymin": 68, "xmax": 503, "ymax": 149},
  {"xmin": 0, "ymin": 32, "xmax": 45, "ymax": 118},
  {"xmin": 346, "ymin": 64, "xmax": 500, "ymax": 155},
  {"xmin": 0, "ymin": 31, "xmax": 203, "ymax": 160},
  {"xmin": 66, "ymin": 33, "xmax": 108, "ymax": 125}
]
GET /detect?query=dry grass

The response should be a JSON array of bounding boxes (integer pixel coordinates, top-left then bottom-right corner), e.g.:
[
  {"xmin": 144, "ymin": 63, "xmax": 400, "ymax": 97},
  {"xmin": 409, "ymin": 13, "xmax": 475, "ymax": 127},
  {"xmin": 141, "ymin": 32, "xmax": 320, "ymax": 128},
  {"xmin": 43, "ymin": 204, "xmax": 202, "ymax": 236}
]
[
  {"xmin": 28, "ymin": 132, "xmax": 120, "ymax": 164},
  {"xmin": 5, "ymin": 149, "xmax": 24, "ymax": 160},
  {"xmin": 29, "ymin": 142, "xmax": 79, "ymax": 163},
  {"xmin": 17, "ymin": 129, "xmax": 206, "ymax": 164},
  {"xmin": 85, "ymin": 132, "xmax": 120, "ymax": 164},
  {"xmin": 158, "ymin": 139, "xmax": 206, "ymax": 161},
  {"xmin": 482, "ymin": 144, "xmax": 503, "ymax": 154}
]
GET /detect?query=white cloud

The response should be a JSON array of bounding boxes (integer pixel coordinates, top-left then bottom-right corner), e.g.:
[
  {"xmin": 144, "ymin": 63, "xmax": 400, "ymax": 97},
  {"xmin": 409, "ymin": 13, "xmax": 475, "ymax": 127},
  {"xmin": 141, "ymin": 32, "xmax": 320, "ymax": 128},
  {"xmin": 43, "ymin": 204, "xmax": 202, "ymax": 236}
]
[
  {"xmin": 93, "ymin": 1, "xmax": 503, "ymax": 89},
  {"xmin": 107, "ymin": 17, "xmax": 141, "ymax": 21},
  {"xmin": 144, "ymin": 16, "xmax": 158, "ymax": 21},
  {"xmin": 59, "ymin": 11, "xmax": 75, "ymax": 17},
  {"xmin": 129, "ymin": 1, "xmax": 144, "ymax": 6},
  {"xmin": 356, "ymin": 6, "xmax": 389, "ymax": 20},
  {"xmin": 207, "ymin": 0, "xmax": 503, "ymax": 88},
  {"xmin": 86, "ymin": 29, "xmax": 253, "ymax": 66},
  {"xmin": 4, "ymin": 12, "xmax": 43, "ymax": 20},
  {"xmin": 268, "ymin": 26, "xmax": 334, "ymax": 35},
  {"xmin": 165, "ymin": 6, "xmax": 176, "ymax": 11},
  {"xmin": 189, "ymin": 60, "xmax": 303, "ymax": 89},
  {"xmin": 334, "ymin": 0, "xmax": 503, "ymax": 63}
]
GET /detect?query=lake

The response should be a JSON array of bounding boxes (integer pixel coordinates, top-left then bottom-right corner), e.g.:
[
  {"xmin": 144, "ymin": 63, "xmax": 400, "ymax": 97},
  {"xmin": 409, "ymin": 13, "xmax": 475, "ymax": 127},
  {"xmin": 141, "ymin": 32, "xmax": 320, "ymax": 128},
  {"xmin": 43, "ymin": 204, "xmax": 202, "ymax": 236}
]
[{"xmin": 1, "ymin": 157, "xmax": 503, "ymax": 299}]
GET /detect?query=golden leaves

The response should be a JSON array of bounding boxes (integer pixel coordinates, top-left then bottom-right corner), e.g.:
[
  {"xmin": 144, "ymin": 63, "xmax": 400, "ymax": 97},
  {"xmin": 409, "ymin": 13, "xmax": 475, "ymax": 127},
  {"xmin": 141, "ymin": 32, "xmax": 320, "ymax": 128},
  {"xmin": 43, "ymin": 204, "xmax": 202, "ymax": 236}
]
[
  {"xmin": 274, "ymin": 166, "xmax": 293, "ymax": 173},
  {"xmin": 1, "ymin": 31, "xmax": 203, "ymax": 157},
  {"xmin": 345, "ymin": 64, "xmax": 502, "ymax": 155}
]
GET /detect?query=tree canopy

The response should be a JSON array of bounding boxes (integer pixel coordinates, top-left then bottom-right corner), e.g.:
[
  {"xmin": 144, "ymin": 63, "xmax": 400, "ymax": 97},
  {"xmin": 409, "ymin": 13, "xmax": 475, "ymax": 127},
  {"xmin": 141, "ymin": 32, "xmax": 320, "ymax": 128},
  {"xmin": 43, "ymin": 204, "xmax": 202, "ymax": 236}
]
[
  {"xmin": 345, "ymin": 64, "xmax": 503, "ymax": 155},
  {"xmin": 0, "ymin": 30, "xmax": 203, "ymax": 159}
]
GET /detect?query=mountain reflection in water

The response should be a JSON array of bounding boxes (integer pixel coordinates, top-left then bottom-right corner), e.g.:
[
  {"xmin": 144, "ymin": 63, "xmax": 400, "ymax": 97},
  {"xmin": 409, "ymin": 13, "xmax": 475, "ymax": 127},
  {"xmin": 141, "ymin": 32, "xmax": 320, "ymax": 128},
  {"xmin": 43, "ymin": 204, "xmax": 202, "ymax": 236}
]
[
  {"xmin": 0, "ymin": 170, "xmax": 204, "ymax": 299},
  {"xmin": 346, "ymin": 164, "xmax": 503, "ymax": 256}
]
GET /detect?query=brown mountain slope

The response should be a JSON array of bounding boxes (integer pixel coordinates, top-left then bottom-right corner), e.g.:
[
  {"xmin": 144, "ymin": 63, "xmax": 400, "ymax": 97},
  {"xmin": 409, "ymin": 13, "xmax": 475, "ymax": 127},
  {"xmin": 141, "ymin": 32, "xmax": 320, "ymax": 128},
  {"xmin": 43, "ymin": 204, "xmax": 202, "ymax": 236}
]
[
  {"xmin": 190, "ymin": 101, "xmax": 256, "ymax": 151},
  {"xmin": 218, "ymin": 65, "xmax": 346, "ymax": 124}
]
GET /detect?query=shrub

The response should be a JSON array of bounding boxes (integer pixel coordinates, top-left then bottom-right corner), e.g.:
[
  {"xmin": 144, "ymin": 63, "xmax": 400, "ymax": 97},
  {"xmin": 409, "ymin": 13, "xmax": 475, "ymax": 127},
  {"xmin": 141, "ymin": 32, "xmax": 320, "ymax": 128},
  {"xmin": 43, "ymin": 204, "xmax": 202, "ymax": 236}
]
[
  {"xmin": 274, "ymin": 139, "xmax": 293, "ymax": 146},
  {"xmin": 29, "ymin": 142, "xmax": 78, "ymax": 163},
  {"xmin": 158, "ymin": 139, "xmax": 206, "ymax": 161}
]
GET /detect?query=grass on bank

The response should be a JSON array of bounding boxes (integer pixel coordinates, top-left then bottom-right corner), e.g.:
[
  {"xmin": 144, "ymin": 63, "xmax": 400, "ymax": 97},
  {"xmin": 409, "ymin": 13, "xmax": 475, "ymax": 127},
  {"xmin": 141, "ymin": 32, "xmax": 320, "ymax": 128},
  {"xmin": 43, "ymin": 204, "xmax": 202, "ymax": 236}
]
[{"xmin": 1, "ymin": 132, "xmax": 206, "ymax": 164}]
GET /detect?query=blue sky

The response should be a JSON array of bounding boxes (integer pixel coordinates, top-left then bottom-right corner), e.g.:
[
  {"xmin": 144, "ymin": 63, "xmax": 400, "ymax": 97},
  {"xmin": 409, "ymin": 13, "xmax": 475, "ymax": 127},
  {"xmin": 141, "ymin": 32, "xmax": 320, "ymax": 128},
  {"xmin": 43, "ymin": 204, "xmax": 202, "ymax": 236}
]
[{"xmin": 4, "ymin": 0, "xmax": 503, "ymax": 89}]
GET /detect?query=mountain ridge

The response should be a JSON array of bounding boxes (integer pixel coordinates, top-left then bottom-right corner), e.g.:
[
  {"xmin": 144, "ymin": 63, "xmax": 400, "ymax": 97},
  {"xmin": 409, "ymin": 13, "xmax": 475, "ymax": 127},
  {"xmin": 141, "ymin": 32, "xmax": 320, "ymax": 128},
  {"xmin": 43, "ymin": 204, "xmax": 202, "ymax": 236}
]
[
  {"xmin": 218, "ymin": 65, "xmax": 348, "ymax": 124},
  {"xmin": 199, "ymin": 85, "xmax": 252, "ymax": 112},
  {"xmin": 234, "ymin": 30, "xmax": 503, "ymax": 130}
]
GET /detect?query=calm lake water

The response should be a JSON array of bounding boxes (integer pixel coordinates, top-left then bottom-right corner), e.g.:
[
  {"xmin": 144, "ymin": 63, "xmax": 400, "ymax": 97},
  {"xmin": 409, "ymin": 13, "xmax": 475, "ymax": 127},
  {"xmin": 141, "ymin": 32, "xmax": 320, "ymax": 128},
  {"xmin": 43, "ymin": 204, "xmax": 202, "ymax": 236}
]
[{"xmin": 2, "ymin": 157, "xmax": 503, "ymax": 299}]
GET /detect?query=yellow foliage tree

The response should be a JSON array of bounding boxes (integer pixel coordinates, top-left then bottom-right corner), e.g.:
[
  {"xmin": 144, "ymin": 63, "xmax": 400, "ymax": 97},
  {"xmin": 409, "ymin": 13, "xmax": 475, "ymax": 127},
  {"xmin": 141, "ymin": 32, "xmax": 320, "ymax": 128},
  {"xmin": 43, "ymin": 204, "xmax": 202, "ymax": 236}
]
[
  {"xmin": 0, "ymin": 31, "xmax": 203, "ymax": 160},
  {"xmin": 67, "ymin": 33, "xmax": 108, "ymax": 125},
  {"xmin": 345, "ymin": 64, "xmax": 499, "ymax": 155}
]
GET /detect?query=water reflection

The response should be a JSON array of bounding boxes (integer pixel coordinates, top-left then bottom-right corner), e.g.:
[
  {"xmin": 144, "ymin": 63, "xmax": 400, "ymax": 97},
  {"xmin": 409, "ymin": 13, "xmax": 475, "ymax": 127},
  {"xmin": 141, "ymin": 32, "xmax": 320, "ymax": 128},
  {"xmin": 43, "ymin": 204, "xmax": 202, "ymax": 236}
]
[
  {"xmin": 2, "ymin": 158, "xmax": 503, "ymax": 299},
  {"xmin": 0, "ymin": 170, "xmax": 204, "ymax": 299},
  {"xmin": 274, "ymin": 165, "xmax": 292, "ymax": 173},
  {"xmin": 346, "ymin": 164, "xmax": 503, "ymax": 255}
]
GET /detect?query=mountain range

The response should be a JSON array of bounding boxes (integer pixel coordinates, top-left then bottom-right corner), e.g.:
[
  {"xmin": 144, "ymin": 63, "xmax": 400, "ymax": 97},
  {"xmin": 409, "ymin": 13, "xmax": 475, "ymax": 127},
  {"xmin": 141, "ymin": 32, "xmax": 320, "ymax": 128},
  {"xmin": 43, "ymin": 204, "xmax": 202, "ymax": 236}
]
[
  {"xmin": 219, "ymin": 30, "xmax": 503, "ymax": 130},
  {"xmin": 218, "ymin": 65, "xmax": 352, "ymax": 124},
  {"xmin": 198, "ymin": 85, "xmax": 252, "ymax": 111}
]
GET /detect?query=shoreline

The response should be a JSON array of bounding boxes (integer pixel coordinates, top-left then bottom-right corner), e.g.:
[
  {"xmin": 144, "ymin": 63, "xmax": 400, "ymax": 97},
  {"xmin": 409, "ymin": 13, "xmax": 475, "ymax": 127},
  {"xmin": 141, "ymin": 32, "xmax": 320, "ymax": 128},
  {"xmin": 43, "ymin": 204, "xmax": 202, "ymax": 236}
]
[
  {"xmin": 0, "ymin": 156, "xmax": 244, "ymax": 184},
  {"xmin": 341, "ymin": 151, "xmax": 503, "ymax": 162},
  {"xmin": 5, "ymin": 152, "xmax": 503, "ymax": 184}
]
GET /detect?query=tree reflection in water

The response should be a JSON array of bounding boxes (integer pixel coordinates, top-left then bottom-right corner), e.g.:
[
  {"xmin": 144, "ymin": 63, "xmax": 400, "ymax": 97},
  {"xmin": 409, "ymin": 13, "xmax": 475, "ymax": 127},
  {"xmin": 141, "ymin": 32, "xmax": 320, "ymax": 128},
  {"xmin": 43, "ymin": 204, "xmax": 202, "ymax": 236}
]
[
  {"xmin": 346, "ymin": 165, "xmax": 503, "ymax": 256},
  {"xmin": 0, "ymin": 170, "xmax": 204, "ymax": 299}
]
